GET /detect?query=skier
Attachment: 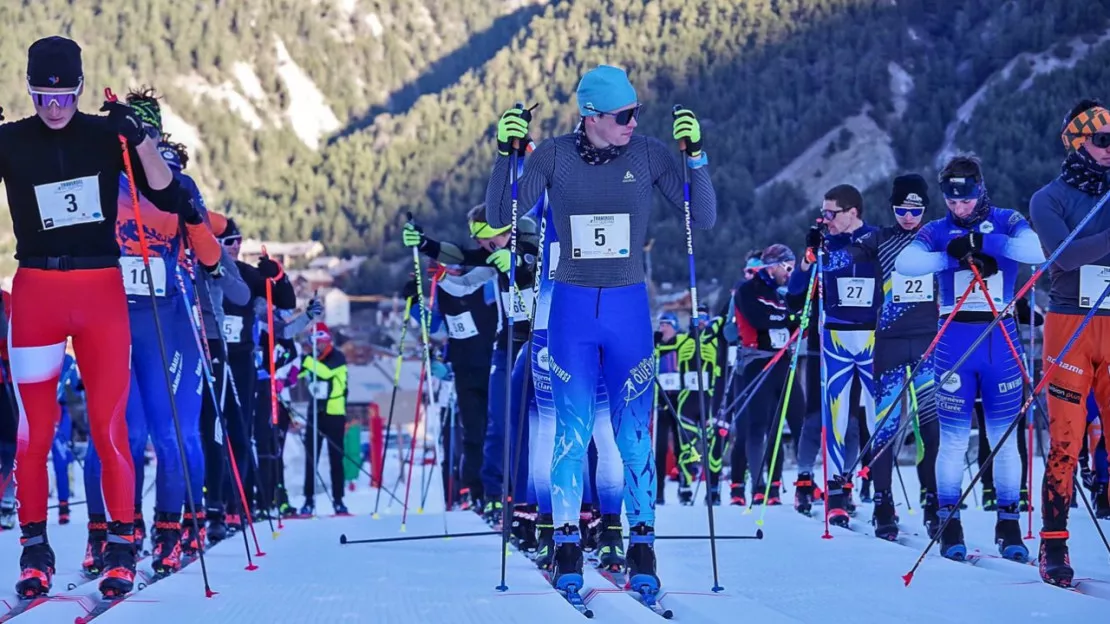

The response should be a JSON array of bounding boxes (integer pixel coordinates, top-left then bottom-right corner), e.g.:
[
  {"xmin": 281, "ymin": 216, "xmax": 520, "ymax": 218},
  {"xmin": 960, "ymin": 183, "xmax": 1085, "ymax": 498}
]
[
  {"xmin": 653, "ymin": 313, "xmax": 683, "ymax": 505},
  {"xmin": 675, "ymin": 307, "xmax": 726, "ymax": 504},
  {"xmin": 3, "ymin": 36, "xmax": 200, "ymax": 598},
  {"xmin": 896, "ymin": 155, "xmax": 1045, "ymax": 562},
  {"xmin": 1029, "ymin": 98, "xmax": 1110, "ymax": 586},
  {"xmin": 788, "ymin": 184, "xmax": 881, "ymax": 524},
  {"xmin": 1079, "ymin": 394, "xmax": 1109, "ymax": 520},
  {"xmin": 485, "ymin": 64, "xmax": 716, "ymax": 593},
  {"xmin": 732, "ymin": 244, "xmax": 804, "ymax": 508},
  {"xmin": 299, "ymin": 322, "xmax": 350, "ymax": 514},
  {"xmin": 52, "ymin": 351, "xmax": 83, "ymax": 526},
  {"xmin": 816, "ymin": 174, "xmax": 942, "ymax": 540}
]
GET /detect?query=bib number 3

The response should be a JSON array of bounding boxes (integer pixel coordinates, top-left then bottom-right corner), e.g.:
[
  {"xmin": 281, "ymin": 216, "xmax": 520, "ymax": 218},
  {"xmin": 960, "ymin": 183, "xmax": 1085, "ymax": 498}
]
[{"xmin": 34, "ymin": 175, "xmax": 104, "ymax": 230}]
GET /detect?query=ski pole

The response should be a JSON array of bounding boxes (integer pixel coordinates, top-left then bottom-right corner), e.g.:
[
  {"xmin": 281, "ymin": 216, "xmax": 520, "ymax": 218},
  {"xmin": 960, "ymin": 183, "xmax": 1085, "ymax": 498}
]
[
  {"xmin": 340, "ymin": 531, "xmax": 498, "ymax": 545},
  {"xmin": 371, "ymin": 297, "xmax": 414, "ymax": 519},
  {"xmin": 755, "ymin": 264, "xmax": 819, "ymax": 526},
  {"xmin": 401, "ymin": 223, "xmax": 436, "ymax": 531},
  {"xmin": 674, "ymin": 104, "xmax": 722, "ymax": 592},
  {"xmin": 412, "ymin": 265, "xmax": 443, "ymax": 514},
  {"xmin": 264, "ymin": 256, "xmax": 281, "ymax": 534},
  {"xmin": 897, "ymin": 367, "xmax": 916, "ymax": 514},
  {"xmin": 108, "ymin": 88, "xmax": 213, "ymax": 597},
  {"xmin": 718, "ymin": 327, "xmax": 802, "ymax": 417},
  {"xmin": 903, "ymin": 276, "xmax": 1110, "ymax": 585},
  {"xmin": 815, "ymin": 246, "xmax": 834, "ymax": 540}
]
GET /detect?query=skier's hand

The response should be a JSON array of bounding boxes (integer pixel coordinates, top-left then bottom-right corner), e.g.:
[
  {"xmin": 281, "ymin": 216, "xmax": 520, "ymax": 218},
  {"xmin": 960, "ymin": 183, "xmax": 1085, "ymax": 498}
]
[
  {"xmin": 805, "ymin": 225, "xmax": 824, "ymax": 252},
  {"xmin": 486, "ymin": 248, "xmax": 516, "ymax": 273},
  {"xmin": 401, "ymin": 278, "xmax": 418, "ymax": 301},
  {"xmin": 967, "ymin": 251, "xmax": 999, "ymax": 278},
  {"xmin": 496, "ymin": 106, "xmax": 532, "ymax": 157},
  {"xmin": 201, "ymin": 262, "xmax": 223, "ymax": 279},
  {"xmin": 306, "ymin": 297, "xmax": 324, "ymax": 320},
  {"xmin": 258, "ymin": 255, "xmax": 284, "ymax": 280},
  {"xmin": 946, "ymin": 232, "xmax": 981, "ymax": 260},
  {"xmin": 672, "ymin": 108, "xmax": 703, "ymax": 156},
  {"xmin": 100, "ymin": 100, "xmax": 148, "ymax": 145},
  {"xmin": 401, "ymin": 222, "xmax": 425, "ymax": 248}
]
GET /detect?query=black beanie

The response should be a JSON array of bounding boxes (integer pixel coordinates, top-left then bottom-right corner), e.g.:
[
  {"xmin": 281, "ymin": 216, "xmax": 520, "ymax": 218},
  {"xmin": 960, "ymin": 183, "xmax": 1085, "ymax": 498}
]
[
  {"xmin": 890, "ymin": 174, "xmax": 929, "ymax": 208},
  {"xmin": 219, "ymin": 218, "xmax": 241, "ymax": 239},
  {"xmin": 27, "ymin": 36, "xmax": 83, "ymax": 89}
]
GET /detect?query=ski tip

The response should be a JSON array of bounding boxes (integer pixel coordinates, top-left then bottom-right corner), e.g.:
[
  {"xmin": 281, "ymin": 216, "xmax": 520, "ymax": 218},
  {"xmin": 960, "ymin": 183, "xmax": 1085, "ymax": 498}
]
[
  {"xmin": 755, "ymin": 528, "xmax": 764, "ymax": 539},
  {"xmin": 902, "ymin": 572, "xmax": 914, "ymax": 587},
  {"xmin": 339, "ymin": 534, "xmax": 348, "ymax": 544}
]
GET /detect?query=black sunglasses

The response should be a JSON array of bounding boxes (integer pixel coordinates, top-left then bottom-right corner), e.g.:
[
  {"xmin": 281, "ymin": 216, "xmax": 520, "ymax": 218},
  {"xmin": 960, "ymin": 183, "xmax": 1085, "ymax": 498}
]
[
  {"xmin": 1090, "ymin": 133, "xmax": 1110, "ymax": 149},
  {"xmin": 221, "ymin": 236, "xmax": 242, "ymax": 246},
  {"xmin": 585, "ymin": 104, "xmax": 642, "ymax": 126}
]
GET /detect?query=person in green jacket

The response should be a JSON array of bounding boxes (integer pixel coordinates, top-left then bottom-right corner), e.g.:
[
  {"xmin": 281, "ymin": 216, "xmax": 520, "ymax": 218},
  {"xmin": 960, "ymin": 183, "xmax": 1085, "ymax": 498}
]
[
  {"xmin": 674, "ymin": 306, "xmax": 725, "ymax": 505},
  {"xmin": 298, "ymin": 322, "xmax": 350, "ymax": 515}
]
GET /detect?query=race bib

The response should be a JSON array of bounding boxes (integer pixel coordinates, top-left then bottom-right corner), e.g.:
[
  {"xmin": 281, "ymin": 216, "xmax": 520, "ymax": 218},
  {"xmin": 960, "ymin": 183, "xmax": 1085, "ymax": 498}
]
[
  {"xmin": 837, "ymin": 277, "xmax": 875, "ymax": 307},
  {"xmin": 548, "ymin": 241, "xmax": 561, "ymax": 279},
  {"xmin": 34, "ymin": 175, "xmax": 104, "ymax": 230},
  {"xmin": 953, "ymin": 269, "xmax": 1004, "ymax": 311},
  {"xmin": 501, "ymin": 288, "xmax": 534, "ymax": 322},
  {"xmin": 683, "ymin": 371, "xmax": 710, "ymax": 390},
  {"xmin": 119, "ymin": 256, "xmax": 167, "ymax": 297},
  {"xmin": 891, "ymin": 271, "xmax": 933, "ymax": 304},
  {"xmin": 1079, "ymin": 265, "xmax": 1110, "ymax": 309},
  {"xmin": 658, "ymin": 372, "xmax": 681, "ymax": 391},
  {"xmin": 310, "ymin": 380, "xmax": 330, "ymax": 400},
  {"xmin": 769, "ymin": 328, "xmax": 790, "ymax": 349},
  {"xmin": 727, "ymin": 346, "xmax": 738, "ymax": 366},
  {"xmin": 445, "ymin": 311, "xmax": 479, "ymax": 339},
  {"xmin": 223, "ymin": 315, "xmax": 244, "ymax": 343},
  {"xmin": 569, "ymin": 214, "xmax": 631, "ymax": 260}
]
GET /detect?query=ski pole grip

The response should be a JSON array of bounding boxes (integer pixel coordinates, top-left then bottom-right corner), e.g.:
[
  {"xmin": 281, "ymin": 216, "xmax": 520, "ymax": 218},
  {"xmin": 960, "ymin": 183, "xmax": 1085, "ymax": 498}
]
[
  {"xmin": 511, "ymin": 101, "xmax": 526, "ymax": 151},
  {"xmin": 104, "ymin": 88, "xmax": 118, "ymax": 103}
]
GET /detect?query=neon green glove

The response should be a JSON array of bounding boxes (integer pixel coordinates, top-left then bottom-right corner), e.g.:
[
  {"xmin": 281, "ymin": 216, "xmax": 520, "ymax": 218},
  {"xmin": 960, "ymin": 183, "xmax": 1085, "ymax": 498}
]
[
  {"xmin": 672, "ymin": 108, "xmax": 702, "ymax": 156},
  {"xmin": 496, "ymin": 107, "xmax": 531, "ymax": 156},
  {"xmin": 486, "ymin": 249, "xmax": 516, "ymax": 273},
  {"xmin": 401, "ymin": 223, "xmax": 424, "ymax": 248}
]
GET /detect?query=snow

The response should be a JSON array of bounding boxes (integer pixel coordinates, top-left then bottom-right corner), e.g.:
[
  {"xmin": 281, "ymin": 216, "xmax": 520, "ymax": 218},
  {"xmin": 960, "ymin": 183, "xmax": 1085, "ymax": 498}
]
[
  {"xmin": 273, "ymin": 37, "xmax": 341, "ymax": 150},
  {"xmin": 2, "ymin": 437, "xmax": 1106, "ymax": 622},
  {"xmin": 175, "ymin": 73, "xmax": 265, "ymax": 130}
]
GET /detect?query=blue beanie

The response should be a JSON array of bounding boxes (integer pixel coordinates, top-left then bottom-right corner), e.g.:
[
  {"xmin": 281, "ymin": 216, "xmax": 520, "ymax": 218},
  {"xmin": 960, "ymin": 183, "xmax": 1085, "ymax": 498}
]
[{"xmin": 576, "ymin": 65, "xmax": 638, "ymax": 117}]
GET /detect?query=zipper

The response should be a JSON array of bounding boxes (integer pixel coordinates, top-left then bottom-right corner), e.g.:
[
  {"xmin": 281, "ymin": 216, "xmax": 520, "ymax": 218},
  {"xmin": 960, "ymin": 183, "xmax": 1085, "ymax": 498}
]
[{"xmin": 595, "ymin": 287, "xmax": 602, "ymax": 318}]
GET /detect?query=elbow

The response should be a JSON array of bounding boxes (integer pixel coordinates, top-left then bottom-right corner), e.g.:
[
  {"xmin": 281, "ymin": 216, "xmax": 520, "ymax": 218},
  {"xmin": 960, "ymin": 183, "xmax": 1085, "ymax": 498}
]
[{"xmin": 694, "ymin": 208, "xmax": 717, "ymax": 230}]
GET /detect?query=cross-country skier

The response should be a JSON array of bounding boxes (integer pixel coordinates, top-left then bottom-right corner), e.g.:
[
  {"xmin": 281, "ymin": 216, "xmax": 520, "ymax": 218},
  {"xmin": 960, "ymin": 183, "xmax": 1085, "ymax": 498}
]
[
  {"xmin": 1030, "ymin": 98, "xmax": 1110, "ymax": 586},
  {"xmin": 3, "ymin": 36, "xmax": 200, "ymax": 598},
  {"xmin": 676, "ymin": 307, "xmax": 727, "ymax": 505},
  {"xmin": 1078, "ymin": 394, "xmax": 1110, "ymax": 519},
  {"xmin": 485, "ymin": 64, "xmax": 717, "ymax": 593},
  {"xmin": 732, "ymin": 244, "xmax": 803, "ymax": 508},
  {"xmin": 52, "ymin": 351, "xmax": 82, "ymax": 526},
  {"xmin": 299, "ymin": 322, "xmax": 350, "ymax": 514},
  {"xmin": 897, "ymin": 155, "xmax": 1045, "ymax": 562},
  {"xmin": 817, "ymin": 174, "xmax": 942, "ymax": 540},
  {"xmin": 654, "ymin": 314, "xmax": 683, "ymax": 505},
  {"xmin": 789, "ymin": 184, "xmax": 881, "ymax": 525}
]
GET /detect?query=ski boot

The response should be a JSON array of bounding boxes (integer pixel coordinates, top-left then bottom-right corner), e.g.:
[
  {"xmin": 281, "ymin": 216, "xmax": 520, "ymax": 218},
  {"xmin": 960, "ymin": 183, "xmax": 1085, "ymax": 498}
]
[
  {"xmin": 551, "ymin": 524, "xmax": 585, "ymax": 593},
  {"xmin": 596, "ymin": 514, "xmax": 625, "ymax": 572},
  {"xmin": 919, "ymin": 487, "xmax": 928, "ymax": 506},
  {"xmin": 181, "ymin": 508, "xmax": 206, "ymax": 557},
  {"xmin": 841, "ymin": 478, "xmax": 857, "ymax": 516},
  {"xmin": 1038, "ymin": 530, "xmax": 1074, "ymax": 587},
  {"xmin": 533, "ymin": 513, "xmax": 555, "ymax": 570},
  {"xmin": 225, "ymin": 512, "xmax": 243, "ymax": 535},
  {"xmin": 981, "ymin": 487, "xmax": 997, "ymax": 511},
  {"xmin": 82, "ymin": 516, "xmax": 109, "ymax": 578},
  {"xmin": 511, "ymin": 504, "xmax": 539, "ymax": 552},
  {"xmin": 922, "ymin": 491, "xmax": 940, "ymax": 539},
  {"xmin": 752, "ymin": 483, "xmax": 766, "ymax": 506},
  {"xmin": 58, "ymin": 501, "xmax": 70, "ymax": 525},
  {"xmin": 825, "ymin": 477, "xmax": 850, "ymax": 528},
  {"xmin": 1018, "ymin": 488, "xmax": 1032, "ymax": 513},
  {"xmin": 859, "ymin": 477, "xmax": 873, "ymax": 503},
  {"xmin": 767, "ymin": 481, "xmax": 783, "ymax": 506},
  {"xmin": 15, "ymin": 523, "xmax": 55, "ymax": 597},
  {"xmin": 206, "ymin": 509, "xmax": 228, "ymax": 545},
  {"xmin": 0, "ymin": 503, "xmax": 15, "ymax": 530},
  {"xmin": 133, "ymin": 510, "xmax": 146, "ymax": 555},
  {"xmin": 580, "ymin": 507, "xmax": 601, "ymax": 553},
  {"xmin": 482, "ymin": 500, "xmax": 503, "ymax": 527},
  {"xmin": 729, "ymin": 483, "xmax": 746, "ymax": 507},
  {"xmin": 298, "ymin": 501, "xmax": 316, "ymax": 517},
  {"xmin": 151, "ymin": 513, "xmax": 183, "ymax": 576},
  {"xmin": 278, "ymin": 501, "xmax": 296, "ymax": 517},
  {"xmin": 457, "ymin": 488, "xmax": 474, "ymax": 511},
  {"xmin": 706, "ymin": 485, "xmax": 722, "ymax": 507},
  {"xmin": 626, "ymin": 523, "xmax": 660, "ymax": 595},
  {"xmin": 794, "ymin": 472, "xmax": 815, "ymax": 516},
  {"xmin": 334, "ymin": 502, "xmax": 350, "ymax": 516},
  {"xmin": 1096, "ymin": 482, "xmax": 1110, "ymax": 520},
  {"xmin": 995, "ymin": 504, "xmax": 1029, "ymax": 562},
  {"xmin": 937, "ymin": 505, "xmax": 966, "ymax": 561},
  {"xmin": 99, "ymin": 521, "xmax": 137, "ymax": 598},
  {"xmin": 871, "ymin": 490, "xmax": 898, "ymax": 542},
  {"xmin": 677, "ymin": 485, "xmax": 693, "ymax": 506}
]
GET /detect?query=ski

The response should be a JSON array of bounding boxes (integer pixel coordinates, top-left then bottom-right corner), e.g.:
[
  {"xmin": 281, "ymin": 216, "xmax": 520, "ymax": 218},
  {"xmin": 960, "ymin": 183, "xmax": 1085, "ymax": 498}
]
[
  {"xmin": 966, "ymin": 551, "xmax": 1036, "ymax": 568},
  {"xmin": 538, "ymin": 569, "xmax": 594, "ymax": 618},
  {"xmin": 0, "ymin": 553, "xmax": 153, "ymax": 624},
  {"xmin": 595, "ymin": 568, "xmax": 673, "ymax": 619},
  {"xmin": 74, "ymin": 553, "xmax": 198, "ymax": 623}
]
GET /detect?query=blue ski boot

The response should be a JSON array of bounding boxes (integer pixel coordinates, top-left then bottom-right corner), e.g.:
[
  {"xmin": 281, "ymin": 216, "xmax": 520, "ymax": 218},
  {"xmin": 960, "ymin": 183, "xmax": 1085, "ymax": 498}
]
[
  {"xmin": 995, "ymin": 503, "xmax": 1029, "ymax": 562},
  {"xmin": 938, "ymin": 505, "xmax": 966, "ymax": 561},
  {"xmin": 551, "ymin": 524, "xmax": 584, "ymax": 592}
]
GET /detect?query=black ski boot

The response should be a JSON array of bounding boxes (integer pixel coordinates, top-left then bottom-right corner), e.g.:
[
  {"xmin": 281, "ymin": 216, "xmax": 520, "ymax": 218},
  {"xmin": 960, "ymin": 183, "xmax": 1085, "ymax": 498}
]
[
  {"xmin": 58, "ymin": 501, "xmax": 71, "ymax": 525},
  {"xmin": 482, "ymin": 500, "xmax": 503, "ymax": 527},
  {"xmin": 1018, "ymin": 488, "xmax": 1032, "ymax": 513},
  {"xmin": 860, "ymin": 477, "xmax": 873, "ymax": 503},
  {"xmin": 982, "ymin": 487, "xmax": 997, "ymax": 511},
  {"xmin": 151, "ymin": 513, "xmax": 184, "ymax": 576},
  {"xmin": 937, "ymin": 505, "xmax": 966, "ymax": 561},
  {"xmin": 596, "ymin": 514, "xmax": 625, "ymax": 572},
  {"xmin": 1038, "ymin": 531, "xmax": 1074, "ymax": 587},
  {"xmin": 14, "ymin": 523, "xmax": 55, "ymax": 598},
  {"xmin": 752, "ymin": 486, "xmax": 766, "ymax": 506},
  {"xmin": 706, "ymin": 485, "xmax": 722, "ymax": 507},
  {"xmin": 678, "ymin": 485, "xmax": 693, "ymax": 506},
  {"xmin": 922, "ymin": 491, "xmax": 940, "ymax": 539},
  {"xmin": 995, "ymin": 504, "xmax": 1029, "ymax": 562},
  {"xmin": 551, "ymin": 524, "xmax": 585, "ymax": 593},
  {"xmin": 1096, "ymin": 482, "xmax": 1110, "ymax": 520},
  {"xmin": 729, "ymin": 483, "xmax": 746, "ymax": 507},
  {"xmin": 533, "ymin": 514, "xmax": 555, "ymax": 570},
  {"xmin": 626, "ymin": 523, "xmax": 660, "ymax": 594},
  {"xmin": 871, "ymin": 490, "xmax": 898, "ymax": 541},
  {"xmin": 580, "ymin": 507, "xmax": 601, "ymax": 553},
  {"xmin": 99, "ymin": 521, "xmax": 137, "ymax": 598},
  {"xmin": 825, "ymin": 477, "xmax": 850, "ymax": 528},
  {"xmin": 83, "ymin": 516, "xmax": 109, "ymax": 578},
  {"xmin": 511, "ymin": 504, "xmax": 538, "ymax": 552},
  {"xmin": 794, "ymin": 472, "xmax": 815, "ymax": 516},
  {"xmin": 181, "ymin": 508, "xmax": 206, "ymax": 557},
  {"xmin": 133, "ymin": 509, "xmax": 146, "ymax": 556},
  {"xmin": 767, "ymin": 481, "xmax": 783, "ymax": 506},
  {"xmin": 206, "ymin": 508, "xmax": 228, "ymax": 545},
  {"xmin": 841, "ymin": 477, "xmax": 857, "ymax": 516}
]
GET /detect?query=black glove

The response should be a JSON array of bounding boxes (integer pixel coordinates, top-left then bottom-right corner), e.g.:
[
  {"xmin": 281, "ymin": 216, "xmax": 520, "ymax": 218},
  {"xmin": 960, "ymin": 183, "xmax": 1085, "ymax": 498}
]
[
  {"xmin": 960, "ymin": 251, "xmax": 998, "ymax": 278},
  {"xmin": 945, "ymin": 232, "xmax": 982, "ymax": 260},
  {"xmin": 100, "ymin": 100, "xmax": 147, "ymax": 145},
  {"xmin": 179, "ymin": 195, "xmax": 202, "ymax": 225},
  {"xmin": 402, "ymin": 278, "xmax": 419, "ymax": 301},
  {"xmin": 201, "ymin": 262, "xmax": 224, "ymax": 278},
  {"xmin": 258, "ymin": 256, "xmax": 282, "ymax": 279},
  {"xmin": 805, "ymin": 225, "xmax": 824, "ymax": 252}
]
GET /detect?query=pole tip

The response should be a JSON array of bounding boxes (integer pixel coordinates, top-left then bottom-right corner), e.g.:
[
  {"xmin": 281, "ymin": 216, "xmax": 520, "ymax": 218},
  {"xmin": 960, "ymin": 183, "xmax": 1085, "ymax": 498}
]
[
  {"xmin": 417, "ymin": 508, "xmax": 424, "ymax": 515},
  {"xmin": 272, "ymin": 531, "xmax": 280, "ymax": 539},
  {"xmin": 205, "ymin": 589, "xmax": 218, "ymax": 598},
  {"xmin": 857, "ymin": 467, "xmax": 870, "ymax": 479},
  {"xmin": 495, "ymin": 584, "xmax": 509, "ymax": 592},
  {"xmin": 712, "ymin": 585, "xmax": 725, "ymax": 593},
  {"xmin": 821, "ymin": 532, "xmax": 833, "ymax": 540},
  {"xmin": 245, "ymin": 563, "xmax": 259, "ymax": 571},
  {"xmin": 755, "ymin": 528, "xmax": 764, "ymax": 539},
  {"xmin": 339, "ymin": 534, "xmax": 348, "ymax": 544},
  {"xmin": 902, "ymin": 572, "xmax": 914, "ymax": 586},
  {"xmin": 371, "ymin": 513, "xmax": 380, "ymax": 520},
  {"xmin": 400, "ymin": 524, "xmax": 407, "ymax": 533}
]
